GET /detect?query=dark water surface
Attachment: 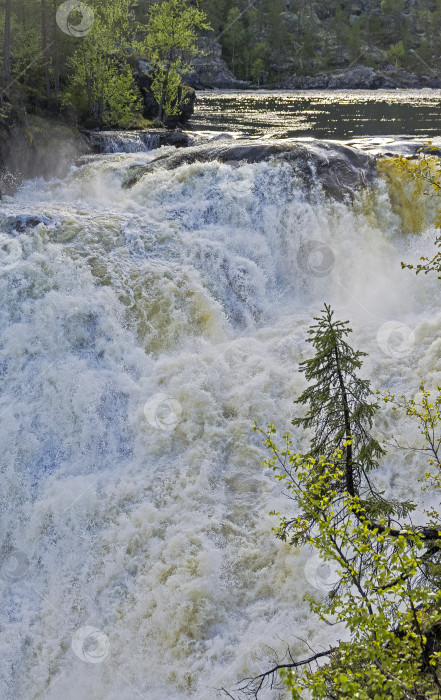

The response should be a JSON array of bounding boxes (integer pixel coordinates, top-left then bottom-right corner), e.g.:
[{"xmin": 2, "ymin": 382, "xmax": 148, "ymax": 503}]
[{"xmin": 189, "ymin": 90, "xmax": 441, "ymax": 140}]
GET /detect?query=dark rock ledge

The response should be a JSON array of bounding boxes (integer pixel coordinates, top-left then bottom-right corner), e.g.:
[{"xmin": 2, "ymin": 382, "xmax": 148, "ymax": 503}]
[
  {"xmin": 122, "ymin": 139, "xmax": 378, "ymax": 201},
  {"xmin": 284, "ymin": 65, "xmax": 441, "ymax": 90}
]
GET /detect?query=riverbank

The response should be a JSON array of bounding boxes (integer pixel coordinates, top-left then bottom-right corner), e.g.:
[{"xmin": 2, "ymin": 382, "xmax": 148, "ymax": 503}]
[
  {"xmin": 282, "ymin": 65, "xmax": 441, "ymax": 90},
  {"xmin": 0, "ymin": 110, "xmax": 194, "ymax": 195},
  {"xmin": 0, "ymin": 111, "xmax": 92, "ymax": 196}
]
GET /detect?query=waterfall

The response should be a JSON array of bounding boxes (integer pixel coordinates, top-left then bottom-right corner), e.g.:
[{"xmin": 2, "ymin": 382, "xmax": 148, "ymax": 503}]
[
  {"xmin": 82, "ymin": 130, "xmax": 162, "ymax": 153},
  {"xmin": 1, "ymin": 143, "xmax": 439, "ymax": 699}
]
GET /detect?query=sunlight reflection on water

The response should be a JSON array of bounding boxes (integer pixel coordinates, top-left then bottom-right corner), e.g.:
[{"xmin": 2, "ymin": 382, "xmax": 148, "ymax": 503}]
[{"xmin": 190, "ymin": 89, "xmax": 441, "ymax": 140}]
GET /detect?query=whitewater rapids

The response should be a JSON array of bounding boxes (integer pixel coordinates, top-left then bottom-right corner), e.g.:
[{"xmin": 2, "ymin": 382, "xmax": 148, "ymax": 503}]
[{"xmin": 1, "ymin": 141, "xmax": 440, "ymax": 699}]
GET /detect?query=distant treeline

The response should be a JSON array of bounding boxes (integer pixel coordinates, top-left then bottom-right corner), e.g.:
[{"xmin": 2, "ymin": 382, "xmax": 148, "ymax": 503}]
[
  {"xmin": 1, "ymin": 0, "xmax": 440, "ymax": 125},
  {"xmin": 0, "ymin": 0, "xmax": 206, "ymax": 126},
  {"xmin": 204, "ymin": 0, "xmax": 441, "ymax": 84}
]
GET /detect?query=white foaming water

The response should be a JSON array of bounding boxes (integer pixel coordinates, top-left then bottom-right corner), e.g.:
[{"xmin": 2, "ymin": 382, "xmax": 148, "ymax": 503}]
[
  {"xmin": 1, "ymin": 147, "xmax": 440, "ymax": 699},
  {"xmin": 82, "ymin": 130, "xmax": 162, "ymax": 153}
]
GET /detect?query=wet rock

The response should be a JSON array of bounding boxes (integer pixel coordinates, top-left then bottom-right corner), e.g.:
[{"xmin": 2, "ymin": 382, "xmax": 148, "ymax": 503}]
[
  {"xmin": 328, "ymin": 66, "xmax": 383, "ymax": 89},
  {"xmin": 345, "ymin": 139, "xmax": 441, "ymax": 158},
  {"xmin": 124, "ymin": 139, "xmax": 377, "ymax": 200},
  {"xmin": 163, "ymin": 89, "xmax": 196, "ymax": 129},
  {"xmin": 131, "ymin": 58, "xmax": 196, "ymax": 127},
  {"xmin": 285, "ymin": 65, "xmax": 439, "ymax": 90},
  {"xmin": 5, "ymin": 214, "xmax": 54, "ymax": 233},
  {"xmin": 285, "ymin": 74, "xmax": 330, "ymax": 89},
  {"xmin": 209, "ymin": 134, "xmax": 235, "ymax": 142},
  {"xmin": 0, "ymin": 101, "xmax": 91, "ymax": 195},
  {"xmin": 186, "ymin": 38, "xmax": 251, "ymax": 90},
  {"xmin": 159, "ymin": 130, "xmax": 193, "ymax": 148}
]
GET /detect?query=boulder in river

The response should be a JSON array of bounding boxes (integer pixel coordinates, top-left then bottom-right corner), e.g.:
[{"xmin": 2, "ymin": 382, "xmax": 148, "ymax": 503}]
[
  {"xmin": 185, "ymin": 38, "xmax": 251, "ymax": 90},
  {"xmin": 123, "ymin": 139, "xmax": 377, "ymax": 200},
  {"xmin": 5, "ymin": 215, "xmax": 54, "ymax": 234}
]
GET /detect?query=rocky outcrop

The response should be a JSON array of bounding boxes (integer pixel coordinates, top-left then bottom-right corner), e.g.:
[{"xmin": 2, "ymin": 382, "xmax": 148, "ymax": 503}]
[
  {"xmin": 285, "ymin": 64, "xmax": 441, "ymax": 90},
  {"xmin": 0, "ymin": 101, "xmax": 27, "ymax": 193},
  {"xmin": 123, "ymin": 139, "xmax": 377, "ymax": 201},
  {"xmin": 5, "ymin": 214, "xmax": 54, "ymax": 233},
  {"xmin": 186, "ymin": 38, "xmax": 251, "ymax": 90},
  {"xmin": 131, "ymin": 59, "xmax": 196, "ymax": 128}
]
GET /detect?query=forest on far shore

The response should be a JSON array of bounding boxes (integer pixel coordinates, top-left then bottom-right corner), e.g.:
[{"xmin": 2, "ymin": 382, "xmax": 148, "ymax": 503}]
[
  {"xmin": 2, "ymin": 1, "xmax": 441, "ymax": 108},
  {"xmin": 204, "ymin": 0, "xmax": 441, "ymax": 84}
]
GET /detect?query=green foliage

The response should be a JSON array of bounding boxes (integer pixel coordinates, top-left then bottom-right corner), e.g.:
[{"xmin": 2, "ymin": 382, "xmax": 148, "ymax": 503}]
[
  {"xmin": 222, "ymin": 6, "xmax": 245, "ymax": 77},
  {"xmin": 65, "ymin": 0, "xmax": 141, "ymax": 127},
  {"xmin": 348, "ymin": 20, "xmax": 362, "ymax": 63},
  {"xmin": 198, "ymin": 0, "xmax": 441, "ymax": 81},
  {"xmin": 292, "ymin": 305, "xmax": 388, "ymax": 515},
  {"xmin": 248, "ymin": 307, "xmax": 441, "ymax": 699},
  {"xmin": 251, "ymin": 57, "xmax": 265, "ymax": 85},
  {"xmin": 146, "ymin": 0, "xmax": 210, "ymax": 123},
  {"xmin": 4, "ymin": 0, "xmax": 441, "ymax": 116},
  {"xmin": 393, "ymin": 148, "xmax": 441, "ymax": 277},
  {"xmin": 0, "ymin": 0, "xmax": 209, "ymax": 127},
  {"xmin": 388, "ymin": 40, "xmax": 405, "ymax": 68},
  {"xmin": 270, "ymin": 446, "xmax": 441, "ymax": 699}
]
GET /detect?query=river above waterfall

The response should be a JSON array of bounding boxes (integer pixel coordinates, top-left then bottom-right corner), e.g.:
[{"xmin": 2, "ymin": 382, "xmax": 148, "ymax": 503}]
[
  {"xmin": 1, "ymin": 101, "xmax": 441, "ymax": 699},
  {"xmin": 190, "ymin": 89, "xmax": 441, "ymax": 140}
]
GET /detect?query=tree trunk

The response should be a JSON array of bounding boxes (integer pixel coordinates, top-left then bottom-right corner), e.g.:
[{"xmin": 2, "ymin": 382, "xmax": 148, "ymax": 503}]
[
  {"xmin": 157, "ymin": 88, "xmax": 165, "ymax": 124},
  {"xmin": 41, "ymin": 0, "xmax": 51, "ymax": 101},
  {"xmin": 3, "ymin": 0, "xmax": 12, "ymax": 84},
  {"xmin": 52, "ymin": 0, "xmax": 60, "ymax": 96},
  {"xmin": 84, "ymin": 53, "xmax": 92, "ymax": 113},
  {"xmin": 157, "ymin": 72, "xmax": 169, "ymax": 125},
  {"xmin": 333, "ymin": 344, "xmax": 355, "ymax": 497}
]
